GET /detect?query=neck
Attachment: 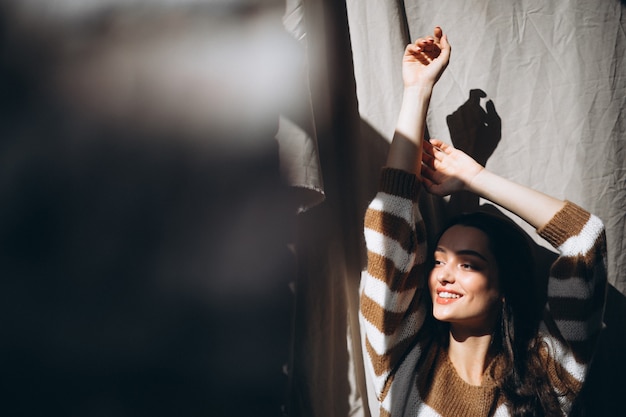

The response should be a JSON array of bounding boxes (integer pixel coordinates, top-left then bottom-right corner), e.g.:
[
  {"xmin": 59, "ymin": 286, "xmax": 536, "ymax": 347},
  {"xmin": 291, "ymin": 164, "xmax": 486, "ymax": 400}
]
[{"xmin": 447, "ymin": 325, "xmax": 496, "ymax": 386}]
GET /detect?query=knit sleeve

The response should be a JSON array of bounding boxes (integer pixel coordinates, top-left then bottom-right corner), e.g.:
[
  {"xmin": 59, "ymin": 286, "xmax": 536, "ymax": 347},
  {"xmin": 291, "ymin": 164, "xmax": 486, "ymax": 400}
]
[
  {"xmin": 537, "ymin": 201, "xmax": 608, "ymax": 364},
  {"xmin": 360, "ymin": 167, "xmax": 429, "ymax": 402}
]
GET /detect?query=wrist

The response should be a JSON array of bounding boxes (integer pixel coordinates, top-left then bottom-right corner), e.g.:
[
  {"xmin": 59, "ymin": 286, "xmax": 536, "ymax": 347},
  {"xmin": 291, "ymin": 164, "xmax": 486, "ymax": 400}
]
[
  {"xmin": 402, "ymin": 84, "xmax": 434, "ymax": 99},
  {"xmin": 464, "ymin": 165, "xmax": 487, "ymax": 194},
  {"xmin": 398, "ymin": 86, "xmax": 432, "ymax": 119}
]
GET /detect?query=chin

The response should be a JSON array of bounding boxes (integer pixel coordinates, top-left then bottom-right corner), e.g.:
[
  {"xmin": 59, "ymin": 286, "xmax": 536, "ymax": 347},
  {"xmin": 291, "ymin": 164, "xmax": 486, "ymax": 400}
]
[{"xmin": 431, "ymin": 309, "xmax": 451, "ymax": 322}]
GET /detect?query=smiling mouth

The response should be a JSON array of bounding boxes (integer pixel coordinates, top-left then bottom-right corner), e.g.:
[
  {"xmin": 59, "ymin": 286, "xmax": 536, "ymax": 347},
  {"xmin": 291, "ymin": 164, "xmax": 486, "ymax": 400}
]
[
  {"xmin": 438, "ymin": 291, "xmax": 460, "ymax": 299},
  {"xmin": 435, "ymin": 291, "xmax": 462, "ymax": 304}
]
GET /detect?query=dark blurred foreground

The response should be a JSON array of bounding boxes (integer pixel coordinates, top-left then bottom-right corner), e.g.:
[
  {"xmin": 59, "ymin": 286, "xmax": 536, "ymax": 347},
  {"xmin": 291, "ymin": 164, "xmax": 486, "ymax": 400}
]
[{"xmin": 0, "ymin": 2, "xmax": 299, "ymax": 416}]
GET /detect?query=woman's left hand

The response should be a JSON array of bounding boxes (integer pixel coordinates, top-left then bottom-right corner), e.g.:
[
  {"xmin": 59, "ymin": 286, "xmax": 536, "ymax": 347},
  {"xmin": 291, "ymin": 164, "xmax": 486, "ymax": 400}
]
[{"xmin": 421, "ymin": 138, "xmax": 484, "ymax": 196}]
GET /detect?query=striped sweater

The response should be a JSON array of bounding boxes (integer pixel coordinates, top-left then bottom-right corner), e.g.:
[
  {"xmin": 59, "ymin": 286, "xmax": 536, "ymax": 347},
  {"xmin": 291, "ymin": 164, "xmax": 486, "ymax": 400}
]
[{"xmin": 360, "ymin": 168, "xmax": 607, "ymax": 417}]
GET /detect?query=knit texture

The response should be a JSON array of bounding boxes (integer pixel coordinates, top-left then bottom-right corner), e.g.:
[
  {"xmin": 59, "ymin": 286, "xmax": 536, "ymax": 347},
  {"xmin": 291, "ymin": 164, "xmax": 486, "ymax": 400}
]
[{"xmin": 360, "ymin": 168, "xmax": 607, "ymax": 417}]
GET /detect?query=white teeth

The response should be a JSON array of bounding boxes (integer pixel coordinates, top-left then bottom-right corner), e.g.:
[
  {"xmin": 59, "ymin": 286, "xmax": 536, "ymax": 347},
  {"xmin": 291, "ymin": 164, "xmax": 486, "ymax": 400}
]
[{"xmin": 439, "ymin": 291, "xmax": 460, "ymax": 299}]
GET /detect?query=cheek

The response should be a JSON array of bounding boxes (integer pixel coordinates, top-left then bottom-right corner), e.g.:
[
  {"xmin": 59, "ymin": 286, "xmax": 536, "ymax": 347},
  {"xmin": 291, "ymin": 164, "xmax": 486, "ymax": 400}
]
[
  {"xmin": 474, "ymin": 280, "xmax": 502, "ymax": 305},
  {"xmin": 461, "ymin": 274, "xmax": 498, "ymax": 297}
]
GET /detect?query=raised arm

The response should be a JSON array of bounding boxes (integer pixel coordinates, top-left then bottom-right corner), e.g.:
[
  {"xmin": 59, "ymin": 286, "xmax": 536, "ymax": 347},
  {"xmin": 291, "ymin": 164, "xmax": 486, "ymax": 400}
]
[
  {"xmin": 386, "ymin": 27, "xmax": 451, "ymax": 175},
  {"xmin": 421, "ymin": 138, "xmax": 565, "ymax": 229},
  {"xmin": 360, "ymin": 27, "xmax": 451, "ymax": 406}
]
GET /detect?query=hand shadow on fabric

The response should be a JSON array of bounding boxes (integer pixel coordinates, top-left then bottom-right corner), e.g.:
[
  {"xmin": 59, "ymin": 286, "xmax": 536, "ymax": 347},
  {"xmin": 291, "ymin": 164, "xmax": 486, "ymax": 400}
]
[{"xmin": 445, "ymin": 89, "xmax": 501, "ymax": 217}]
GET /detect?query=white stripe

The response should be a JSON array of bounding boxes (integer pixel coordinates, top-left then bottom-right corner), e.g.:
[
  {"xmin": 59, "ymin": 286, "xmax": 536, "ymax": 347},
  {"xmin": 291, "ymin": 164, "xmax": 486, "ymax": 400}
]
[
  {"xmin": 547, "ymin": 276, "xmax": 594, "ymax": 299},
  {"xmin": 493, "ymin": 403, "xmax": 511, "ymax": 417},
  {"xmin": 559, "ymin": 214, "xmax": 603, "ymax": 256},
  {"xmin": 364, "ymin": 228, "xmax": 415, "ymax": 273},
  {"xmin": 558, "ymin": 394, "xmax": 574, "ymax": 416},
  {"xmin": 359, "ymin": 308, "xmax": 424, "ymax": 356},
  {"xmin": 362, "ymin": 270, "xmax": 418, "ymax": 313},
  {"xmin": 362, "ymin": 344, "xmax": 390, "ymax": 392},
  {"xmin": 369, "ymin": 192, "xmax": 414, "ymax": 224},
  {"xmin": 540, "ymin": 334, "xmax": 587, "ymax": 382},
  {"xmin": 413, "ymin": 402, "xmax": 444, "ymax": 417}
]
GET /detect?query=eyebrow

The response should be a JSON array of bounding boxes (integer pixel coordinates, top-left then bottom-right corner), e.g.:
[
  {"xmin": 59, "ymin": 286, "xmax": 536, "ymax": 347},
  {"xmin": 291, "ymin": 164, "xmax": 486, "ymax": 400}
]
[{"xmin": 434, "ymin": 247, "xmax": 489, "ymax": 262}]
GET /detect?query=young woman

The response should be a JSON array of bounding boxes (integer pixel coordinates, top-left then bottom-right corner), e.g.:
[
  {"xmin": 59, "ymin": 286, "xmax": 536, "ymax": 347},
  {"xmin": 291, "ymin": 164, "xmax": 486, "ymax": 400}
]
[{"xmin": 360, "ymin": 27, "xmax": 607, "ymax": 417}]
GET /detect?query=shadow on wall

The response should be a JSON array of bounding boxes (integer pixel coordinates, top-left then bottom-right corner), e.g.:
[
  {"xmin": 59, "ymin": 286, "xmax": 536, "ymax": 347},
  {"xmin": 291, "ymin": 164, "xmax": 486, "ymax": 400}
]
[
  {"xmin": 0, "ymin": 4, "xmax": 297, "ymax": 417},
  {"xmin": 445, "ymin": 88, "xmax": 501, "ymax": 217}
]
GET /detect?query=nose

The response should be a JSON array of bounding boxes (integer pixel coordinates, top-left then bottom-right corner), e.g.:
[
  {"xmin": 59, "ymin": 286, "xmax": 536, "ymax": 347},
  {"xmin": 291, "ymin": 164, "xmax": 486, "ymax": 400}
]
[{"xmin": 436, "ymin": 266, "xmax": 454, "ymax": 284}]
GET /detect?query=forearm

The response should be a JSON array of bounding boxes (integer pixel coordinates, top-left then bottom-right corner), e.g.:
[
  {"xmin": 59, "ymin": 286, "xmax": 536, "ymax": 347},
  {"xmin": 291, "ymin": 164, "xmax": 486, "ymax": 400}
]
[
  {"xmin": 539, "ymin": 201, "xmax": 607, "ymax": 363},
  {"xmin": 386, "ymin": 86, "xmax": 433, "ymax": 176},
  {"xmin": 468, "ymin": 168, "xmax": 566, "ymax": 230}
]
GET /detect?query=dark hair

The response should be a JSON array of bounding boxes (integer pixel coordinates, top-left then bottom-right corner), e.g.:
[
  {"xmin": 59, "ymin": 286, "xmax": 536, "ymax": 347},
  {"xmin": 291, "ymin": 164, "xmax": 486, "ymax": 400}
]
[{"xmin": 434, "ymin": 211, "xmax": 564, "ymax": 417}]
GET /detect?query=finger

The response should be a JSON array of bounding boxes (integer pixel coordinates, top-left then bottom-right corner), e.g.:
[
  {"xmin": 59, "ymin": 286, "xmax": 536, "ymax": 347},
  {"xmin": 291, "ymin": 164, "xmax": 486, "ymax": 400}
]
[
  {"xmin": 420, "ymin": 163, "xmax": 436, "ymax": 183},
  {"xmin": 428, "ymin": 140, "xmax": 443, "ymax": 156},
  {"xmin": 438, "ymin": 32, "xmax": 451, "ymax": 61},
  {"xmin": 429, "ymin": 138, "xmax": 449, "ymax": 152},
  {"xmin": 423, "ymin": 138, "xmax": 435, "ymax": 153},
  {"xmin": 414, "ymin": 37, "xmax": 429, "ymax": 47},
  {"xmin": 415, "ymin": 36, "xmax": 435, "ymax": 50},
  {"xmin": 423, "ymin": 139, "xmax": 439, "ymax": 155},
  {"xmin": 405, "ymin": 43, "xmax": 420, "ymax": 56},
  {"xmin": 434, "ymin": 26, "xmax": 443, "ymax": 42},
  {"xmin": 409, "ymin": 40, "xmax": 432, "ymax": 58},
  {"xmin": 422, "ymin": 150, "xmax": 436, "ymax": 168},
  {"xmin": 423, "ymin": 38, "xmax": 436, "ymax": 53},
  {"xmin": 420, "ymin": 166, "xmax": 440, "ymax": 194}
]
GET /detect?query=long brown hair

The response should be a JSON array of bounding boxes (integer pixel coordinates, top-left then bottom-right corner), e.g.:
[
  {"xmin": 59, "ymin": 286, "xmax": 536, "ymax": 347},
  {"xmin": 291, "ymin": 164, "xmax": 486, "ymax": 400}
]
[{"xmin": 433, "ymin": 211, "xmax": 567, "ymax": 416}]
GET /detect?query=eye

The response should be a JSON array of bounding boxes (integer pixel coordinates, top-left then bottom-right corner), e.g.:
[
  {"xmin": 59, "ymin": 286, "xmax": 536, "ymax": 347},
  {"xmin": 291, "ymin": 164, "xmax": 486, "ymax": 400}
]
[
  {"xmin": 433, "ymin": 259, "xmax": 445, "ymax": 266},
  {"xmin": 460, "ymin": 263, "xmax": 474, "ymax": 270}
]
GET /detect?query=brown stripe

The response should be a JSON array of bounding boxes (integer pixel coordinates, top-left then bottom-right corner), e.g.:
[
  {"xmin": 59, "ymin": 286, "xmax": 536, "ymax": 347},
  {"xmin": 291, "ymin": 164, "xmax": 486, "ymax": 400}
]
[
  {"xmin": 549, "ymin": 237, "xmax": 606, "ymax": 278},
  {"xmin": 365, "ymin": 208, "xmax": 425, "ymax": 253},
  {"xmin": 379, "ymin": 362, "xmax": 395, "ymax": 404},
  {"xmin": 365, "ymin": 333, "xmax": 419, "ymax": 378},
  {"xmin": 547, "ymin": 296, "xmax": 604, "ymax": 322},
  {"xmin": 367, "ymin": 251, "xmax": 425, "ymax": 292},
  {"xmin": 541, "ymin": 313, "xmax": 601, "ymax": 364},
  {"xmin": 540, "ymin": 344, "xmax": 584, "ymax": 397},
  {"xmin": 415, "ymin": 218, "xmax": 427, "ymax": 248},
  {"xmin": 379, "ymin": 167, "xmax": 420, "ymax": 200},
  {"xmin": 360, "ymin": 289, "xmax": 426, "ymax": 336},
  {"xmin": 538, "ymin": 202, "xmax": 591, "ymax": 248}
]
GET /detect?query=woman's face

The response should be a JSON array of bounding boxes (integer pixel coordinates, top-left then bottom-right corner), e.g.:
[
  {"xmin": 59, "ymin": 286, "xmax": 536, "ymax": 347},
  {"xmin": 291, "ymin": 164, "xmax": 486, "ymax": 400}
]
[{"xmin": 428, "ymin": 225, "xmax": 502, "ymax": 332}]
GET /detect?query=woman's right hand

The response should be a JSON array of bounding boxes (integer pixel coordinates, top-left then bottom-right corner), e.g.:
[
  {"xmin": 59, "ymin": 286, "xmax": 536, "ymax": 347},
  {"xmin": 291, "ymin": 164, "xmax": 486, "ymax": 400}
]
[
  {"xmin": 386, "ymin": 27, "xmax": 451, "ymax": 174},
  {"xmin": 402, "ymin": 26, "xmax": 451, "ymax": 89}
]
